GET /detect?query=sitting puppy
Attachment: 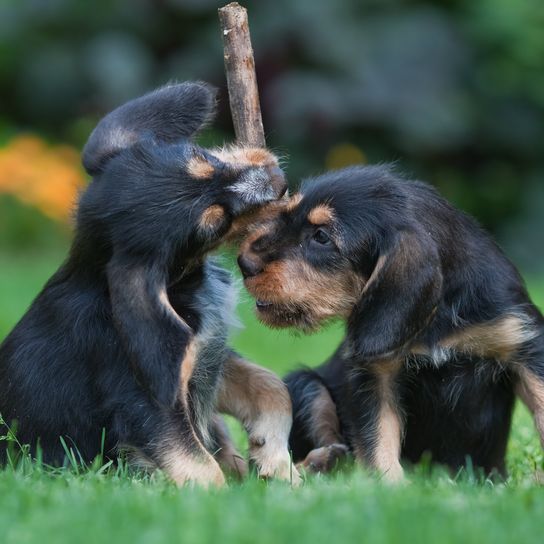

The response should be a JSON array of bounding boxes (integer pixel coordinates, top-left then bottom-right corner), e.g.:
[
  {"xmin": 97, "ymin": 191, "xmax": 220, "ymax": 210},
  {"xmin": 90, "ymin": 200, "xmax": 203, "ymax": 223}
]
[
  {"xmin": 0, "ymin": 82, "xmax": 301, "ymax": 487},
  {"xmin": 238, "ymin": 165, "xmax": 544, "ymax": 480}
]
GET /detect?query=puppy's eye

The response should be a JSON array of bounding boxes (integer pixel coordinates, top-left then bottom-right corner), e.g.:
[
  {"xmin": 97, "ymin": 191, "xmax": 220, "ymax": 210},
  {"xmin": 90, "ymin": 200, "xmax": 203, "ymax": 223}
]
[{"xmin": 312, "ymin": 228, "xmax": 331, "ymax": 245}]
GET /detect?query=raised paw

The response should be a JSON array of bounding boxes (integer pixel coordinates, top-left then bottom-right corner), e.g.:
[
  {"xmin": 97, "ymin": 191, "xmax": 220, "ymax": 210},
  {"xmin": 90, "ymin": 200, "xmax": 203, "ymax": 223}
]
[
  {"xmin": 210, "ymin": 146, "xmax": 287, "ymax": 201},
  {"xmin": 298, "ymin": 443, "xmax": 350, "ymax": 474}
]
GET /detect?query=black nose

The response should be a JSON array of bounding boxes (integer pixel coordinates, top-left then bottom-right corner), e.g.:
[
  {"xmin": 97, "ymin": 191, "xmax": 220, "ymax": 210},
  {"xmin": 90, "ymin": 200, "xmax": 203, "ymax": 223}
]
[{"xmin": 237, "ymin": 254, "xmax": 264, "ymax": 279}]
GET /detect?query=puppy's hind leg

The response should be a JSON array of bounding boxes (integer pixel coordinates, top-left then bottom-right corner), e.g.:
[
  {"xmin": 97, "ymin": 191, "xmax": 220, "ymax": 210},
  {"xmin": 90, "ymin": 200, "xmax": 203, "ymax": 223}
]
[
  {"xmin": 121, "ymin": 339, "xmax": 226, "ymax": 489},
  {"xmin": 209, "ymin": 414, "xmax": 248, "ymax": 480},
  {"xmin": 345, "ymin": 361, "xmax": 404, "ymax": 483},
  {"xmin": 515, "ymin": 336, "xmax": 544, "ymax": 450},
  {"xmin": 217, "ymin": 352, "xmax": 302, "ymax": 485},
  {"xmin": 124, "ymin": 403, "xmax": 226, "ymax": 489},
  {"xmin": 156, "ymin": 427, "xmax": 226, "ymax": 489},
  {"xmin": 285, "ymin": 369, "xmax": 349, "ymax": 474}
]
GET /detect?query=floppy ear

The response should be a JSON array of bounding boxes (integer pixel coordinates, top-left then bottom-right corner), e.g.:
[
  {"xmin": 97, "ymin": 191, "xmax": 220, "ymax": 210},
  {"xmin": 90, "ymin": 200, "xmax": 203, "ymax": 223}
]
[
  {"xmin": 82, "ymin": 82, "xmax": 216, "ymax": 175},
  {"xmin": 347, "ymin": 229, "xmax": 442, "ymax": 360},
  {"xmin": 107, "ymin": 251, "xmax": 192, "ymax": 408}
]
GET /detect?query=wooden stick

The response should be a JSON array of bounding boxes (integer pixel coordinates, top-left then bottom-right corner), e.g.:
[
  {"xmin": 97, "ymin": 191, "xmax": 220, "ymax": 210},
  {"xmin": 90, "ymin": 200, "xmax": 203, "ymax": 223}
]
[{"xmin": 218, "ymin": 2, "xmax": 266, "ymax": 147}]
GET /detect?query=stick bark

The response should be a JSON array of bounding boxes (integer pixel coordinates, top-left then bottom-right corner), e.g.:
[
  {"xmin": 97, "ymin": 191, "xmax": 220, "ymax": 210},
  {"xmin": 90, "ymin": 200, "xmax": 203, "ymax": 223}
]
[{"xmin": 218, "ymin": 2, "xmax": 266, "ymax": 147}]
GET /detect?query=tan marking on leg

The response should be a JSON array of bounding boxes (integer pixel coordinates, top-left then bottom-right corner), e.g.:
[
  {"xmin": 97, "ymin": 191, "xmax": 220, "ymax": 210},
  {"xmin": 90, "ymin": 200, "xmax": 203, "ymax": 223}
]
[
  {"xmin": 199, "ymin": 205, "xmax": 226, "ymax": 231},
  {"xmin": 217, "ymin": 354, "xmax": 302, "ymax": 485},
  {"xmin": 180, "ymin": 341, "xmax": 197, "ymax": 395},
  {"xmin": 375, "ymin": 401, "xmax": 404, "ymax": 482},
  {"xmin": 285, "ymin": 192, "xmax": 303, "ymax": 212},
  {"xmin": 159, "ymin": 443, "xmax": 226, "ymax": 488},
  {"xmin": 157, "ymin": 288, "xmax": 192, "ymax": 335},
  {"xmin": 187, "ymin": 156, "xmax": 215, "ymax": 179},
  {"xmin": 372, "ymin": 362, "xmax": 404, "ymax": 482},
  {"xmin": 128, "ymin": 442, "xmax": 224, "ymax": 488},
  {"xmin": 307, "ymin": 204, "xmax": 335, "ymax": 225},
  {"xmin": 162, "ymin": 340, "xmax": 227, "ymax": 487},
  {"xmin": 436, "ymin": 314, "xmax": 538, "ymax": 361},
  {"xmin": 177, "ymin": 339, "xmax": 211, "ymax": 443},
  {"xmin": 516, "ymin": 367, "xmax": 544, "ymax": 449}
]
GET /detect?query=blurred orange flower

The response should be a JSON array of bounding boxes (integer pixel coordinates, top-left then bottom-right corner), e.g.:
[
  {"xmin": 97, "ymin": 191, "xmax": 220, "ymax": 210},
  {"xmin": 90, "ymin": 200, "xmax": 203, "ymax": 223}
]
[{"xmin": 0, "ymin": 135, "xmax": 86, "ymax": 222}]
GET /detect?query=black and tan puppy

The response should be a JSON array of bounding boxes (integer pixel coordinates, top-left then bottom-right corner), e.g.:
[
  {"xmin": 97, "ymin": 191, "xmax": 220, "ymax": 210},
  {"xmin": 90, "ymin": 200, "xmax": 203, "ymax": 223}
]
[
  {"xmin": 0, "ymin": 82, "xmax": 302, "ymax": 487},
  {"xmin": 238, "ymin": 165, "xmax": 544, "ymax": 480}
]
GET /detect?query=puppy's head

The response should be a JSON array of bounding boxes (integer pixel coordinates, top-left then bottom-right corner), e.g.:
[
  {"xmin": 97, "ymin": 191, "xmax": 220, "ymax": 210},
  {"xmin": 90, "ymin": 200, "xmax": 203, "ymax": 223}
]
[
  {"xmin": 238, "ymin": 165, "xmax": 443, "ymax": 357},
  {"xmin": 79, "ymin": 82, "xmax": 286, "ymax": 260}
]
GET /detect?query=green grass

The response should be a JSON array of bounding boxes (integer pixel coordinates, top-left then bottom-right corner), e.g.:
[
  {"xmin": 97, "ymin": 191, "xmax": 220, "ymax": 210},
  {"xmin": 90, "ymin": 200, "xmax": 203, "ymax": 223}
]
[{"xmin": 0, "ymin": 247, "xmax": 543, "ymax": 544}]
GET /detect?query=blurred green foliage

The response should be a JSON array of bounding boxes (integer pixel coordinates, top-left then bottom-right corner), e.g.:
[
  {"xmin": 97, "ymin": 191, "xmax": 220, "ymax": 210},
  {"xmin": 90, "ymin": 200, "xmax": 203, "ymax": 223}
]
[
  {"xmin": 0, "ymin": 196, "xmax": 70, "ymax": 251},
  {"xmin": 0, "ymin": 0, "xmax": 543, "ymax": 270}
]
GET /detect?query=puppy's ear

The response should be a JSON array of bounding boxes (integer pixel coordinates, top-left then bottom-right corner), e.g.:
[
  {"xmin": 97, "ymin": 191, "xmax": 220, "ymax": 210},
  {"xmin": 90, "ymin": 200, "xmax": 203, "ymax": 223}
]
[
  {"xmin": 82, "ymin": 82, "xmax": 216, "ymax": 175},
  {"xmin": 348, "ymin": 229, "xmax": 442, "ymax": 359}
]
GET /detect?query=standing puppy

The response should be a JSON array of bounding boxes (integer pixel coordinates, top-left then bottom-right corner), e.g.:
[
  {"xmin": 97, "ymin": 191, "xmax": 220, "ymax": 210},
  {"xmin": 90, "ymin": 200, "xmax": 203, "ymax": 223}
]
[
  {"xmin": 238, "ymin": 165, "xmax": 544, "ymax": 480},
  {"xmin": 0, "ymin": 83, "xmax": 300, "ymax": 487}
]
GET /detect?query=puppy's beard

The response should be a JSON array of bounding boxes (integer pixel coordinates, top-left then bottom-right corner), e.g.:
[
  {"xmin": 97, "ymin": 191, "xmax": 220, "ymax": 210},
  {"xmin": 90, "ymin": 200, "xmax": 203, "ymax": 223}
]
[{"xmin": 253, "ymin": 300, "xmax": 325, "ymax": 333}]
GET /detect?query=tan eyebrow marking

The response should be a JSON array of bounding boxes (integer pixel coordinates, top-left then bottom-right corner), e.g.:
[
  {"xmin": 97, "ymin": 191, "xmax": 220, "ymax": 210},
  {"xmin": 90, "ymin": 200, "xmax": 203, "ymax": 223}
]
[
  {"xmin": 199, "ymin": 205, "xmax": 226, "ymax": 230},
  {"xmin": 308, "ymin": 204, "xmax": 335, "ymax": 225},
  {"xmin": 286, "ymin": 193, "xmax": 303, "ymax": 212},
  {"xmin": 187, "ymin": 156, "xmax": 215, "ymax": 179}
]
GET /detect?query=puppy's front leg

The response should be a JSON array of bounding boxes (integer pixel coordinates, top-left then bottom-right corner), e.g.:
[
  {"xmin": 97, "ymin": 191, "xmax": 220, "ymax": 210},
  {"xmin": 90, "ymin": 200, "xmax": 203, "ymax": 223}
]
[
  {"xmin": 346, "ymin": 360, "xmax": 404, "ymax": 482},
  {"xmin": 217, "ymin": 352, "xmax": 302, "ymax": 485}
]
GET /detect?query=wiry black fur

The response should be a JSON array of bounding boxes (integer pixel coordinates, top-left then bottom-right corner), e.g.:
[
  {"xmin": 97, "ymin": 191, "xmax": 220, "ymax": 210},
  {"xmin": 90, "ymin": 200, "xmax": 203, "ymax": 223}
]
[
  {"xmin": 286, "ymin": 355, "xmax": 516, "ymax": 475},
  {"xmin": 285, "ymin": 369, "xmax": 331, "ymax": 458},
  {"xmin": 240, "ymin": 165, "xmax": 544, "ymax": 476},
  {"xmin": 0, "ymin": 82, "xmax": 285, "ymax": 476}
]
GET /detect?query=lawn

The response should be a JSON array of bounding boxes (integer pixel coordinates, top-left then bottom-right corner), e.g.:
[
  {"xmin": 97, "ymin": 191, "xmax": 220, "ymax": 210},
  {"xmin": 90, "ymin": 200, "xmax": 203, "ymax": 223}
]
[{"xmin": 0, "ymin": 247, "xmax": 543, "ymax": 544}]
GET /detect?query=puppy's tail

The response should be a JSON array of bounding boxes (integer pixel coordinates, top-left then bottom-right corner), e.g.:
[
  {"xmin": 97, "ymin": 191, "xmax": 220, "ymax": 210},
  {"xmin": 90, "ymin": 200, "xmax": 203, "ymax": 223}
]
[
  {"xmin": 83, "ymin": 82, "xmax": 216, "ymax": 175},
  {"xmin": 284, "ymin": 368, "xmax": 341, "ymax": 462}
]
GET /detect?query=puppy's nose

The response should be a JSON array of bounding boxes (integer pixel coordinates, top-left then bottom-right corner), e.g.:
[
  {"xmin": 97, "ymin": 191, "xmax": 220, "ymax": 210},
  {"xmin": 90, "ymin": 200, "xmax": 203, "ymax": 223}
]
[
  {"xmin": 237, "ymin": 254, "xmax": 264, "ymax": 279},
  {"xmin": 267, "ymin": 165, "xmax": 288, "ymax": 199}
]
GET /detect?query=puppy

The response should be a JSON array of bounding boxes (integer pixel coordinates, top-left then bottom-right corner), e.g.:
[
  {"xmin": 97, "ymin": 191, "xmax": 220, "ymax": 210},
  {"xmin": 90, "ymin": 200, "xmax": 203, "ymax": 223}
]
[
  {"xmin": 238, "ymin": 164, "xmax": 544, "ymax": 480},
  {"xmin": 0, "ymin": 82, "xmax": 301, "ymax": 487}
]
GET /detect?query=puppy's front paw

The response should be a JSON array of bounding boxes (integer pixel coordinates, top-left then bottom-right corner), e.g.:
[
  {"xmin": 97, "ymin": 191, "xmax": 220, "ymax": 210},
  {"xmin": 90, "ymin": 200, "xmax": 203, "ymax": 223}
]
[
  {"xmin": 249, "ymin": 438, "xmax": 302, "ymax": 486},
  {"xmin": 380, "ymin": 461, "xmax": 405, "ymax": 484},
  {"xmin": 211, "ymin": 146, "xmax": 287, "ymax": 202},
  {"xmin": 231, "ymin": 148, "xmax": 286, "ymax": 199}
]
